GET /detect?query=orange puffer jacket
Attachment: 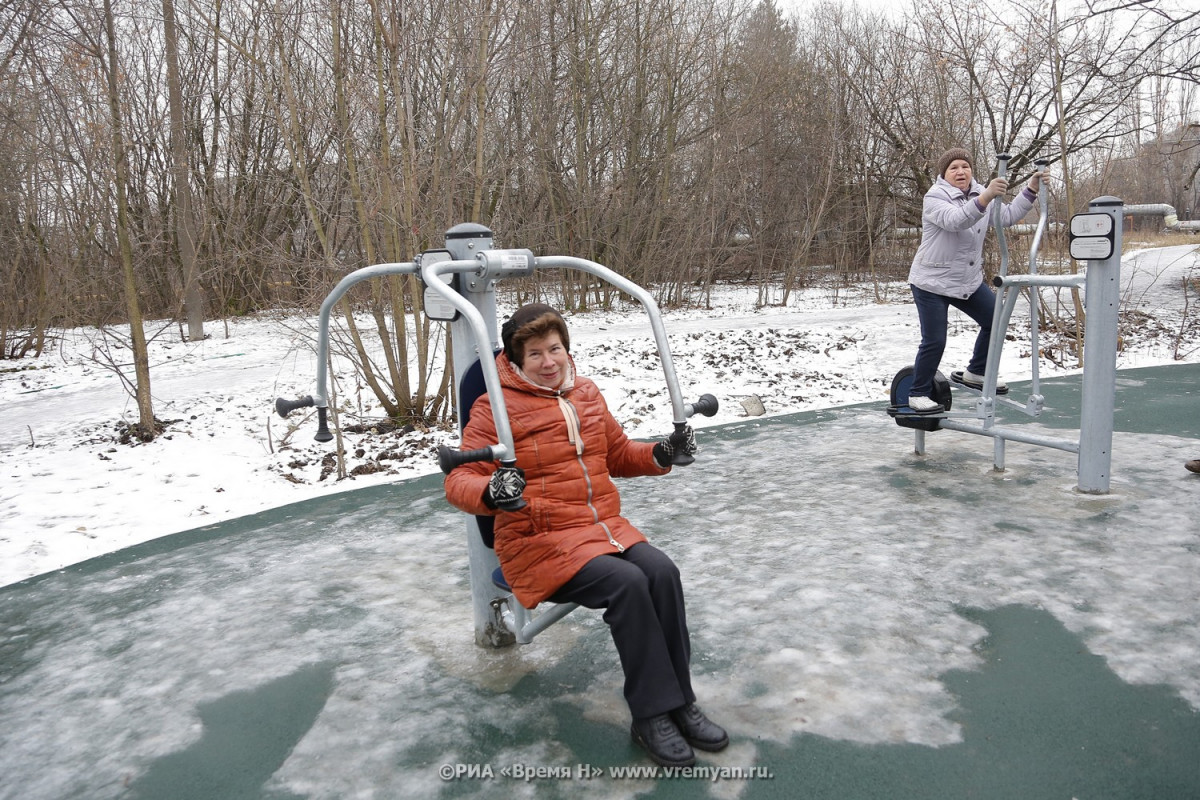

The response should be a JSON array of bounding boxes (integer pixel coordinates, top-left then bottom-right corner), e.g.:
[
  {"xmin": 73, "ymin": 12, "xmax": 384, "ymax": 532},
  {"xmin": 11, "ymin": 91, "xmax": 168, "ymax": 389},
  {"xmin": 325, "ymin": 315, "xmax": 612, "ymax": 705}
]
[{"xmin": 444, "ymin": 352, "xmax": 670, "ymax": 607}]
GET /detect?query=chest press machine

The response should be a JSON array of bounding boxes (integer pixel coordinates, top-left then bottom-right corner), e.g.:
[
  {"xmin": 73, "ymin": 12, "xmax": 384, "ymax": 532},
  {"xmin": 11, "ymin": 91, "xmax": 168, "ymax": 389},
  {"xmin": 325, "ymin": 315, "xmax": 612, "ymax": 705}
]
[
  {"xmin": 276, "ymin": 223, "xmax": 717, "ymax": 647},
  {"xmin": 888, "ymin": 155, "xmax": 1125, "ymax": 494}
]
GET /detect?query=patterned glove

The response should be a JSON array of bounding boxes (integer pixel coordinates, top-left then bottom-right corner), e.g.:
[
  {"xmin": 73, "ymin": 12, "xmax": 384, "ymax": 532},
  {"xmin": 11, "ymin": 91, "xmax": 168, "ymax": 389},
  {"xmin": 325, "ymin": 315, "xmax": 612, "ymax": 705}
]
[
  {"xmin": 652, "ymin": 425, "xmax": 697, "ymax": 467},
  {"xmin": 483, "ymin": 465, "xmax": 526, "ymax": 509}
]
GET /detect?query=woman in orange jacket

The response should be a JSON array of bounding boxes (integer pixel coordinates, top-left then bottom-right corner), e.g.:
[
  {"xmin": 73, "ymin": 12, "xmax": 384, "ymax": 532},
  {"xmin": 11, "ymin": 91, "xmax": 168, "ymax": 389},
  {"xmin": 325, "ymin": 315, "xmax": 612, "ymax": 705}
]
[{"xmin": 443, "ymin": 303, "xmax": 727, "ymax": 767}]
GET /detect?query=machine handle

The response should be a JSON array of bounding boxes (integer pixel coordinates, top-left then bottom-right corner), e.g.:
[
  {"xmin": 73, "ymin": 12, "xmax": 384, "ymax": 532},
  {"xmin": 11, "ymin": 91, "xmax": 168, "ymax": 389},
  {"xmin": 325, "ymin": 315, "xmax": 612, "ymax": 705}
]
[
  {"xmin": 438, "ymin": 446, "xmax": 527, "ymax": 510},
  {"xmin": 668, "ymin": 422, "xmax": 695, "ymax": 467},
  {"xmin": 274, "ymin": 395, "xmax": 333, "ymax": 442},
  {"xmin": 688, "ymin": 393, "xmax": 719, "ymax": 418},
  {"xmin": 275, "ymin": 395, "xmax": 313, "ymax": 417},
  {"xmin": 667, "ymin": 395, "xmax": 719, "ymax": 465},
  {"xmin": 438, "ymin": 444, "xmax": 498, "ymax": 473}
]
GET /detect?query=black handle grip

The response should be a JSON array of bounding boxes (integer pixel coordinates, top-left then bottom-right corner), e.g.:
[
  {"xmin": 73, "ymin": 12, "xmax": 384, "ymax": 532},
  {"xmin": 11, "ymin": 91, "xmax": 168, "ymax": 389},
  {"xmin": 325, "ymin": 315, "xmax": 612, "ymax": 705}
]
[
  {"xmin": 996, "ymin": 153, "xmax": 1011, "ymax": 180},
  {"xmin": 669, "ymin": 422, "xmax": 695, "ymax": 466},
  {"xmin": 493, "ymin": 497, "xmax": 527, "ymax": 511},
  {"xmin": 690, "ymin": 393, "xmax": 719, "ymax": 417},
  {"xmin": 494, "ymin": 458, "xmax": 527, "ymax": 510},
  {"xmin": 276, "ymin": 395, "xmax": 332, "ymax": 443},
  {"xmin": 314, "ymin": 407, "xmax": 333, "ymax": 442},
  {"xmin": 438, "ymin": 444, "xmax": 497, "ymax": 474},
  {"xmin": 491, "ymin": 457, "xmax": 527, "ymax": 510},
  {"xmin": 275, "ymin": 395, "xmax": 314, "ymax": 418},
  {"xmin": 438, "ymin": 447, "xmax": 527, "ymax": 510}
]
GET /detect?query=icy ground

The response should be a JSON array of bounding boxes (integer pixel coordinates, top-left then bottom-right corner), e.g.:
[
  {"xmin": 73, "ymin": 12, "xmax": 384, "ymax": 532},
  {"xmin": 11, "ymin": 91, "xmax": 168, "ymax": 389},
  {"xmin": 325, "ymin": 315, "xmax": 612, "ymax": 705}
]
[
  {"xmin": 1, "ymin": 368, "xmax": 1198, "ymax": 800},
  {"xmin": 1, "ymin": 242, "xmax": 1198, "ymax": 587}
]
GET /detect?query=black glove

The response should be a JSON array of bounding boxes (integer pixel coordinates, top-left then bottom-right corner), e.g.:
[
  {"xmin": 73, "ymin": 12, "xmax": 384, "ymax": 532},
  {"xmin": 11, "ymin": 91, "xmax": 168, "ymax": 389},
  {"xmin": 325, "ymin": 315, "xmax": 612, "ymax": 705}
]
[
  {"xmin": 483, "ymin": 465, "xmax": 526, "ymax": 509},
  {"xmin": 652, "ymin": 425, "xmax": 697, "ymax": 467}
]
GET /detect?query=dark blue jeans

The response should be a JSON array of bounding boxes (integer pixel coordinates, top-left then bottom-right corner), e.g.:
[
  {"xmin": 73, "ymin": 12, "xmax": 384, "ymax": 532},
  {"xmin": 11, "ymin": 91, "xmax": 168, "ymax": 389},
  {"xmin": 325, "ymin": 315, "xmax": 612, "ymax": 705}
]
[{"xmin": 910, "ymin": 283, "xmax": 996, "ymax": 397}]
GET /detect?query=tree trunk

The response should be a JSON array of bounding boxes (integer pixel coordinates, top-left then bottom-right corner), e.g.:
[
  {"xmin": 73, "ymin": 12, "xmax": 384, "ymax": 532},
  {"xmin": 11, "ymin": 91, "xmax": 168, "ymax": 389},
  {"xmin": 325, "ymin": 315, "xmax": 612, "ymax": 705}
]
[
  {"xmin": 163, "ymin": 0, "xmax": 204, "ymax": 341},
  {"xmin": 1051, "ymin": 0, "xmax": 1085, "ymax": 365},
  {"xmin": 104, "ymin": 0, "xmax": 155, "ymax": 435}
]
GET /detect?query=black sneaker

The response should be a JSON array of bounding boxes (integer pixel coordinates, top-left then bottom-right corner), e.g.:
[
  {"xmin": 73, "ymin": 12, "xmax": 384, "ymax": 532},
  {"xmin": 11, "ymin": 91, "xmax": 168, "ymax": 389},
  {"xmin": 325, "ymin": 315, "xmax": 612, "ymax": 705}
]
[{"xmin": 631, "ymin": 714, "xmax": 696, "ymax": 767}]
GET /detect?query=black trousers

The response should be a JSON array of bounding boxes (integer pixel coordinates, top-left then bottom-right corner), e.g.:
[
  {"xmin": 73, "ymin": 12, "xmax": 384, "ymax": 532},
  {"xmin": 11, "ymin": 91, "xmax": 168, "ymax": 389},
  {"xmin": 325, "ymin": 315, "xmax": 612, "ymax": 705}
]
[{"xmin": 548, "ymin": 542, "xmax": 695, "ymax": 718}]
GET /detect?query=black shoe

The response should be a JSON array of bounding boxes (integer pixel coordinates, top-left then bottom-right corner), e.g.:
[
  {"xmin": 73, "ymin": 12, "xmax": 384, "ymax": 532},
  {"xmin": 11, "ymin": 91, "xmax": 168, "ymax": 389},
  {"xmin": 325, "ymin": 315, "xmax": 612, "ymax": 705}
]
[
  {"xmin": 631, "ymin": 714, "xmax": 696, "ymax": 767},
  {"xmin": 669, "ymin": 703, "xmax": 730, "ymax": 752}
]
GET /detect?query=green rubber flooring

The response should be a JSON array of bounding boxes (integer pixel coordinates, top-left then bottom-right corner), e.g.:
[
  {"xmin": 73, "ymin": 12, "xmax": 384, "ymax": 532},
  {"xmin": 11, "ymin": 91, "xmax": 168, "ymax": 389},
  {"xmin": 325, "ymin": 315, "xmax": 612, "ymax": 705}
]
[{"xmin": 2, "ymin": 363, "xmax": 1199, "ymax": 799}]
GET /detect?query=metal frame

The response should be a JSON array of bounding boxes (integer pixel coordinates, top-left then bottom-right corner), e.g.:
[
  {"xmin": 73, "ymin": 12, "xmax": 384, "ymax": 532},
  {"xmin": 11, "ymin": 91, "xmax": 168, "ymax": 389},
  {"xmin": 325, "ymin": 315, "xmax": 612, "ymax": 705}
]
[
  {"xmin": 276, "ymin": 224, "xmax": 715, "ymax": 645},
  {"xmin": 907, "ymin": 160, "xmax": 1123, "ymax": 494},
  {"xmin": 420, "ymin": 225, "xmax": 714, "ymax": 646}
]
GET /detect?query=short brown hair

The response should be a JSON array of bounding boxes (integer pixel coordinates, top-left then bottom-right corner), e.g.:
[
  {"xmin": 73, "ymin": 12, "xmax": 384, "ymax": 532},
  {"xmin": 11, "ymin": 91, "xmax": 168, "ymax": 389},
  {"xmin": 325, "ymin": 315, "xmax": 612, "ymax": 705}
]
[{"xmin": 501, "ymin": 304, "xmax": 570, "ymax": 367}]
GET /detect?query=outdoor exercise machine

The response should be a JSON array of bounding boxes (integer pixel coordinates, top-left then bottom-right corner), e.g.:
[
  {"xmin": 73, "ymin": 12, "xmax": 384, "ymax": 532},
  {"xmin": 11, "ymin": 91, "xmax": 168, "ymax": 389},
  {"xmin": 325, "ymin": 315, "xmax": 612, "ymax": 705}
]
[
  {"xmin": 887, "ymin": 154, "xmax": 1125, "ymax": 494},
  {"xmin": 276, "ymin": 223, "xmax": 717, "ymax": 647}
]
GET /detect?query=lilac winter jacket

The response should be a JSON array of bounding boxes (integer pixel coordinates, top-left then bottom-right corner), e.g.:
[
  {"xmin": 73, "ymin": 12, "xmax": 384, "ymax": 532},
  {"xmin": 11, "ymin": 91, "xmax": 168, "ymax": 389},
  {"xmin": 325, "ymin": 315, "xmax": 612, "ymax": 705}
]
[{"xmin": 907, "ymin": 176, "xmax": 1036, "ymax": 299}]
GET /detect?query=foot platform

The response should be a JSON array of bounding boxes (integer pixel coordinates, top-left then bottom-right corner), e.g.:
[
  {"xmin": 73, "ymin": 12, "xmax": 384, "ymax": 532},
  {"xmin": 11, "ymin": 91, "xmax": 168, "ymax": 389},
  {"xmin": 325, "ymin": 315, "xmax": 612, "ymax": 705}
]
[
  {"xmin": 888, "ymin": 366, "xmax": 953, "ymax": 431},
  {"xmin": 887, "ymin": 406, "xmax": 948, "ymax": 419},
  {"xmin": 949, "ymin": 371, "xmax": 1009, "ymax": 396}
]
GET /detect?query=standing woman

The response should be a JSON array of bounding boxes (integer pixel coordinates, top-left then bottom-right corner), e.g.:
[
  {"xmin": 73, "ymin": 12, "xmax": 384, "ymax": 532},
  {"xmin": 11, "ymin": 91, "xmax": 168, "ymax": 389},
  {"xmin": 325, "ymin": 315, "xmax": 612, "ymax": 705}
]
[{"xmin": 905, "ymin": 148, "xmax": 1045, "ymax": 413}]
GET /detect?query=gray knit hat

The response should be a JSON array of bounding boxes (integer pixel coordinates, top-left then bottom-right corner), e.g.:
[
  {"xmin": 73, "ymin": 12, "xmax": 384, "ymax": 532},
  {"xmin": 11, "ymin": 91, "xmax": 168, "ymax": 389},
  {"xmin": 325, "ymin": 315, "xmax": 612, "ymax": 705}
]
[{"xmin": 936, "ymin": 147, "xmax": 972, "ymax": 178}]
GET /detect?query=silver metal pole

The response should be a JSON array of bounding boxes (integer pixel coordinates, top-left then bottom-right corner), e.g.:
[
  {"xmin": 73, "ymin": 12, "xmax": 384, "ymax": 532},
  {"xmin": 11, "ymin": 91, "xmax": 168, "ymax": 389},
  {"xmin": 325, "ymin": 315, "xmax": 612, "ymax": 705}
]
[
  {"xmin": 1028, "ymin": 159, "xmax": 1051, "ymax": 396},
  {"xmin": 997, "ymin": 273, "xmax": 1087, "ymax": 290},
  {"xmin": 534, "ymin": 255, "xmax": 690, "ymax": 424},
  {"xmin": 982, "ymin": 272, "xmax": 1028, "ymax": 415},
  {"xmin": 312, "ymin": 262, "xmax": 419, "ymax": 408},
  {"xmin": 982, "ymin": 154, "xmax": 1011, "ymax": 406},
  {"xmin": 992, "ymin": 154, "xmax": 1011, "ymax": 279},
  {"xmin": 438, "ymin": 224, "xmax": 515, "ymax": 647},
  {"xmin": 422, "ymin": 258, "xmax": 516, "ymax": 461},
  {"xmin": 1077, "ymin": 197, "xmax": 1123, "ymax": 493},
  {"xmin": 939, "ymin": 420, "xmax": 1081, "ymax": 453}
]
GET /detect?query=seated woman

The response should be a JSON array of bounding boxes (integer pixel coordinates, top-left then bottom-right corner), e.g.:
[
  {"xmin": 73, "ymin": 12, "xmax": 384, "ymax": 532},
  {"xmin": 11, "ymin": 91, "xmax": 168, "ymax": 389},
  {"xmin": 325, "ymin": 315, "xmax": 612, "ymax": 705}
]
[{"xmin": 443, "ymin": 303, "xmax": 727, "ymax": 767}]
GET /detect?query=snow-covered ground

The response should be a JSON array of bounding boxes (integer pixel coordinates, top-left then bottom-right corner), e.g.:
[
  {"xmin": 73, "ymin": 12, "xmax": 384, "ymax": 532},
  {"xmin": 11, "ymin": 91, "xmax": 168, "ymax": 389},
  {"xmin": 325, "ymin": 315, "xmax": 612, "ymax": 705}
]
[{"xmin": 2, "ymin": 242, "xmax": 1198, "ymax": 588}]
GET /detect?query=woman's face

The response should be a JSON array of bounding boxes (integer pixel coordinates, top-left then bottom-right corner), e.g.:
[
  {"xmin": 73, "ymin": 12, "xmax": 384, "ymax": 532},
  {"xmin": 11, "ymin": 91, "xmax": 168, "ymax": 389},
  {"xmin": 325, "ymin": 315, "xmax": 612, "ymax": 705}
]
[
  {"xmin": 521, "ymin": 331, "xmax": 570, "ymax": 389},
  {"xmin": 945, "ymin": 159, "xmax": 973, "ymax": 192}
]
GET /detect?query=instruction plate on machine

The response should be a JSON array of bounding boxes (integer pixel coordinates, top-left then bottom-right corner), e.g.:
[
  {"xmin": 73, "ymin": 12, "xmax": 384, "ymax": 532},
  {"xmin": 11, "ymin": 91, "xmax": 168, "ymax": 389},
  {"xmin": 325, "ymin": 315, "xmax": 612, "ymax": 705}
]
[
  {"xmin": 420, "ymin": 251, "xmax": 459, "ymax": 321},
  {"xmin": 1068, "ymin": 213, "xmax": 1114, "ymax": 260}
]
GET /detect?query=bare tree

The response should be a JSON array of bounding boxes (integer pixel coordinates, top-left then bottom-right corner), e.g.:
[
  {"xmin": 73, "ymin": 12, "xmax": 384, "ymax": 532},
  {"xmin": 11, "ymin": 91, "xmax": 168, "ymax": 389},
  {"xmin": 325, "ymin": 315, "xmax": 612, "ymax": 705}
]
[
  {"xmin": 102, "ymin": 0, "xmax": 156, "ymax": 436},
  {"xmin": 162, "ymin": 0, "xmax": 203, "ymax": 340},
  {"xmin": 4, "ymin": 0, "xmax": 1198, "ymax": 422}
]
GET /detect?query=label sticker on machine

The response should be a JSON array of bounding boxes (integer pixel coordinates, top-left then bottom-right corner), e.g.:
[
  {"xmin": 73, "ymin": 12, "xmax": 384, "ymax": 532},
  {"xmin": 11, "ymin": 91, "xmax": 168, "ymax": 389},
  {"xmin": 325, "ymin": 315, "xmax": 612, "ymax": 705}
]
[
  {"xmin": 1069, "ymin": 213, "xmax": 1113, "ymax": 237},
  {"xmin": 1069, "ymin": 236, "xmax": 1113, "ymax": 260}
]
